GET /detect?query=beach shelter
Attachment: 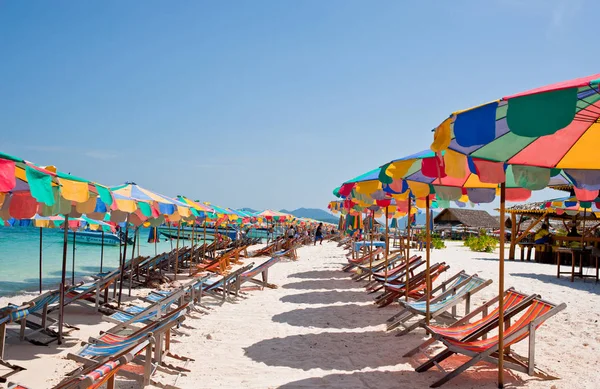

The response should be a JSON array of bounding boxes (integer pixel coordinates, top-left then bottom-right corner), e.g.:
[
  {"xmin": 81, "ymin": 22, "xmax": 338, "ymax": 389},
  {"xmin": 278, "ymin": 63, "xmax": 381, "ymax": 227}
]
[{"xmin": 427, "ymin": 72, "xmax": 600, "ymax": 387}]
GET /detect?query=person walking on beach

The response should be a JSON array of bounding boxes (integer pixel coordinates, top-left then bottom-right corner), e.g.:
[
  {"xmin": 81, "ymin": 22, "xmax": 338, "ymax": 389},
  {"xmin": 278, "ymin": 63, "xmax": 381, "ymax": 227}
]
[{"xmin": 314, "ymin": 223, "xmax": 323, "ymax": 245}]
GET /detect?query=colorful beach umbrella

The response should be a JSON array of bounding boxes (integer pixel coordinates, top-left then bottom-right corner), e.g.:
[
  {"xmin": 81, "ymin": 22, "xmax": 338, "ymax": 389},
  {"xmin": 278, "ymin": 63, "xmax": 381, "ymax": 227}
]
[{"xmin": 430, "ymin": 72, "xmax": 600, "ymax": 199}]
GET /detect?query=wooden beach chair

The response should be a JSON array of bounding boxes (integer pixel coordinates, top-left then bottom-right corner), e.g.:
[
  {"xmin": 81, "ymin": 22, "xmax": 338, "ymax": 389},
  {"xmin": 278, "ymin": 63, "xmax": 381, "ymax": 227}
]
[
  {"xmin": 237, "ymin": 250, "xmax": 286, "ymax": 290},
  {"xmin": 341, "ymin": 247, "xmax": 384, "ymax": 272},
  {"xmin": 201, "ymin": 264, "xmax": 255, "ymax": 303},
  {"xmin": 375, "ymin": 262, "xmax": 449, "ymax": 308},
  {"xmin": 416, "ymin": 295, "xmax": 566, "ymax": 387},
  {"xmin": 365, "ymin": 255, "xmax": 424, "ymax": 293},
  {"xmin": 351, "ymin": 251, "xmax": 406, "ymax": 281},
  {"xmin": 9, "ymin": 337, "xmax": 156, "ymax": 389},
  {"xmin": 403, "ymin": 288, "xmax": 535, "ymax": 358},
  {"xmin": 70, "ymin": 305, "xmax": 190, "ymax": 388},
  {"xmin": 386, "ymin": 272, "xmax": 492, "ymax": 334}
]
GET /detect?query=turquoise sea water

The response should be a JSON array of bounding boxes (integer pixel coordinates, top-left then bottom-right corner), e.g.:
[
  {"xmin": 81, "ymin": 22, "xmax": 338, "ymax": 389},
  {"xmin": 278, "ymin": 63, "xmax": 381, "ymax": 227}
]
[{"xmin": 0, "ymin": 226, "xmax": 202, "ymax": 297}]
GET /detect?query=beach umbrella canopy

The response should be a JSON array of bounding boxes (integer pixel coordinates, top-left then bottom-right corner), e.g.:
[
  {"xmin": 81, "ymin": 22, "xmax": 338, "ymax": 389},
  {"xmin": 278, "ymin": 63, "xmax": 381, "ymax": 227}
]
[
  {"xmin": 258, "ymin": 209, "xmax": 291, "ymax": 221},
  {"xmin": 430, "ymin": 72, "xmax": 600, "ymax": 199},
  {"xmin": 0, "ymin": 151, "xmax": 146, "ymax": 221},
  {"xmin": 541, "ymin": 196, "xmax": 600, "ymax": 215},
  {"xmin": 380, "ymin": 150, "xmax": 575, "ymax": 205},
  {"xmin": 111, "ymin": 182, "xmax": 190, "ymax": 219},
  {"xmin": 176, "ymin": 195, "xmax": 214, "ymax": 218}
]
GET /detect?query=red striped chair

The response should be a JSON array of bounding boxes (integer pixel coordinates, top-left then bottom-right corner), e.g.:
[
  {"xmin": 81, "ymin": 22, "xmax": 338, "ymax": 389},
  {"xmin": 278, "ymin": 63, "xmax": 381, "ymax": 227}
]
[
  {"xmin": 404, "ymin": 288, "xmax": 535, "ymax": 358},
  {"xmin": 416, "ymin": 295, "xmax": 566, "ymax": 387}
]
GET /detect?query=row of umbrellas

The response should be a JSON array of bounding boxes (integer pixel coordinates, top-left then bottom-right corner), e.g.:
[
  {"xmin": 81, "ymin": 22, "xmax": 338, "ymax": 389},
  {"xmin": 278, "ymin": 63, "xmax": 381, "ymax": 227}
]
[
  {"xmin": 331, "ymin": 72, "xmax": 600, "ymax": 387},
  {"xmin": 0, "ymin": 150, "xmax": 318, "ymax": 345}
]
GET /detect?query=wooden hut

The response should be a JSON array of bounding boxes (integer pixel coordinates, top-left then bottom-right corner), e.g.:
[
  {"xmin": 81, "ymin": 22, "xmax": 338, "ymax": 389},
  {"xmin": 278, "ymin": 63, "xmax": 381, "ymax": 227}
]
[
  {"xmin": 505, "ymin": 202, "xmax": 598, "ymax": 260},
  {"xmin": 434, "ymin": 208, "xmax": 499, "ymax": 230}
]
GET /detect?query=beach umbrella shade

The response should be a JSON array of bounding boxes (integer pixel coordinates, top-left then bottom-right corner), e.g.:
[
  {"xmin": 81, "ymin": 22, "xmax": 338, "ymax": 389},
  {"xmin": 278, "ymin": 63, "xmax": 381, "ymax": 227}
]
[
  {"xmin": 430, "ymin": 73, "xmax": 600, "ymax": 197},
  {"xmin": 426, "ymin": 73, "xmax": 600, "ymax": 387}
]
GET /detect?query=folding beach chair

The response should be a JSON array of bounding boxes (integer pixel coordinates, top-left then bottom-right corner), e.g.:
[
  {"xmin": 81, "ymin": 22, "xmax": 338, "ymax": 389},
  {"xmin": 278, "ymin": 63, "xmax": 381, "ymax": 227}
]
[
  {"xmin": 201, "ymin": 263, "xmax": 255, "ymax": 303},
  {"xmin": 416, "ymin": 295, "xmax": 566, "ymax": 387},
  {"xmin": 403, "ymin": 288, "xmax": 536, "ymax": 358},
  {"xmin": 386, "ymin": 272, "xmax": 492, "ymax": 335},
  {"xmin": 351, "ymin": 251, "xmax": 406, "ymax": 281},
  {"xmin": 9, "ymin": 337, "xmax": 155, "ymax": 389},
  {"xmin": 237, "ymin": 250, "xmax": 286, "ymax": 290},
  {"xmin": 103, "ymin": 287, "xmax": 188, "ymax": 329},
  {"xmin": 341, "ymin": 247, "xmax": 384, "ymax": 272},
  {"xmin": 70, "ymin": 304, "xmax": 190, "ymax": 379},
  {"xmin": 375, "ymin": 262, "xmax": 449, "ymax": 308},
  {"xmin": 364, "ymin": 255, "xmax": 423, "ymax": 292}
]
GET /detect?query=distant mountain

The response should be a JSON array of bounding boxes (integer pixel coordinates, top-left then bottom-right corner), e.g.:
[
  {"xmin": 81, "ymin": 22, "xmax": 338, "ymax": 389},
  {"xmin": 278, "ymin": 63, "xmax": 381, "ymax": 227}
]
[{"xmin": 280, "ymin": 208, "xmax": 339, "ymax": 224}]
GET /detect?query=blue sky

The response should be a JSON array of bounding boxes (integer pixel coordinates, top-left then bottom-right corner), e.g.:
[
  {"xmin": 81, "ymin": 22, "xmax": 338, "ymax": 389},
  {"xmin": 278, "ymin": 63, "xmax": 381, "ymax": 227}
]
[{"xmin": 0, "ymin": 0, "xmax": 593, "ymax": 212}]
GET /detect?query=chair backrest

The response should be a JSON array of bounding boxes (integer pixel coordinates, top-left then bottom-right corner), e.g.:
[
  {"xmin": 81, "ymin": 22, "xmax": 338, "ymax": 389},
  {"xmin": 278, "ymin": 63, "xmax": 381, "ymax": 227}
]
[
  {"xmin": 446, "ymin": 297, "xmax": 565, "ymax": 352},
  {"xmin": 242, "ymin": 255, "xmax": 282, "ymax": 278}
]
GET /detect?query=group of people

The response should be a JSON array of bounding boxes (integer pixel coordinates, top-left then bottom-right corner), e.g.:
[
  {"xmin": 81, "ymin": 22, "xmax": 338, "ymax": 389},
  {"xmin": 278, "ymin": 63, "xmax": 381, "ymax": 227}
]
[
  {"xmin": 534, "ymin": 222, "xmax": 583, "ymax": 244},
  {"xmin": 286, "ymin": 222, "xmax": 334, "ymax": 245}
]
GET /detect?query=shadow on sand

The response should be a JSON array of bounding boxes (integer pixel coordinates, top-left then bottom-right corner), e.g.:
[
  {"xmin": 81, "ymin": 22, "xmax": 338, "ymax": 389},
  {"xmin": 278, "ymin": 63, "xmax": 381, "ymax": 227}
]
[
  {"xmin": 244, "ymin": 331, "xmax": 422, "ymax": 371},
  {"xmin": 281, "ymin": 279, "xmax": 358, "ymax": 291},
  {"xmin": 287, "ymin": 270, "xmax": 346, "ymax": 280},
  {"xmin": 277, "ymin": 367, "xmax": 529, "ymax": 389},
  {"xmin": 510, "ymin": 272, "xmax": 600, "ymax": 295},
  {"xmin": 272, "ymin": 304, "xmax": 383, "ymax": 329},
  {"xmin": 280, "ymin": 290, "xmax": 372, "ymax": 305}
]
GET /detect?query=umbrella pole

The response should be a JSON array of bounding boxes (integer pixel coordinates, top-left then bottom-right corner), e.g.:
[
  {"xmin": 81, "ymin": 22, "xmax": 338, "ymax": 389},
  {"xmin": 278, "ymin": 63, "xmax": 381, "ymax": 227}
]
[
  {"xmin": 190, "ymin": 222, "xmax": 196, "ymax": 276},
  {"xmin": 71, "ymin": 230, "xmax": 76, "ymax": 284},
  {"xmin": 154, "ymin": 226, "xmax": 157, "ymax": 256},
  {"xmin": 581, "ymin": 209, "xmax": 587, "ymax": 247},
  {"xmin": 203, "ymin": 221, "xmax": 207, "ymax": 258},
  {"xmin": 137, "ymin": 228, "xmax": 140, "ymax": 257},
  {"xmin": 498, "ymin": 182, "xmax": 506, "ymax": 388},
  {"xmin": 100, "ymin": 230, "xmax": 104, "ymax": 273},
  {"xmin": 58, "ymin": 215, "xmax": 69, "ymax": 345},
  {"xmin": 117, "ymin": 222, "xmax": 129, "ymax": 307},
  {"xmin": 39, "ymin": 227, "xmax": 43, "ymax": 294},
  {"xmin": 128, "ymin": 227, "xmax": 138, "ymax": 297},
  {"xmin": 384, "ymin": 206, "xmax": 389, "ymax": 284},
  {"xmin": 369, "ymin": 210, "xmax": 374, "ymax": 282},
  {"xmin": 406, "ymin": 196, "xmax": 412, "ymax": 301},
  {"xmin": 425, "ymin": 197, "xmax": 431, "ymax": 325},
  {"xmin": 174, "ymin": 223, "xmax": 181, "ymax": 281},
  {"xmin": 168, "ymin": 222, "xmax": 173, "ymax": 250}
]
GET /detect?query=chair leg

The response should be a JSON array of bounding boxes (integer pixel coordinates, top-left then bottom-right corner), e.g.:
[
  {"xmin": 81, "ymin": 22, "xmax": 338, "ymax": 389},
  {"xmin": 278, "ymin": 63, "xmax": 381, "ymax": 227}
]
[
  {"xmin": 107, "ymin": 375, "xmax": 115, "ymax": 389},
  {"xmin": 415, "ymin": 348, "xmax": 453, "ymax": 373},
  {"xmin": 0, "ymin": 322, "xmax": 6, "ymax": 360},
  {"xmin": 430, "ymin": 354, "xmax": 483, "ymax": 388}
]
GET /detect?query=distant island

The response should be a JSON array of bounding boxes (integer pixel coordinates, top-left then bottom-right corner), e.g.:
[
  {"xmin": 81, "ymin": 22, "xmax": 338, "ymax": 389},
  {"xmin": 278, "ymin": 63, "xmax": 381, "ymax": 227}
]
[{"xmin": 281, "ymin": 208, "xmax": 339, "ymax": 224}]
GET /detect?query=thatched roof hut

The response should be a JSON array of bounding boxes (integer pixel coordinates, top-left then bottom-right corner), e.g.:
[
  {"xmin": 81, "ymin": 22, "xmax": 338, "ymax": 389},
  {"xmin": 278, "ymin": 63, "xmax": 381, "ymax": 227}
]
[{"xmin": 434, "ymin": 208, "xmax": 499, "ymax": 229}]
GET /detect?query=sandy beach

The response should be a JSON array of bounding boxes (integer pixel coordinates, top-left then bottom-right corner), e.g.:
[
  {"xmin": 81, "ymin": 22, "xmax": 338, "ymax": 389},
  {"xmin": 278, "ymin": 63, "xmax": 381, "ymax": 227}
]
[{"xmin": 2, "ymin": 240, "xmax": 599, "ymax": 389}]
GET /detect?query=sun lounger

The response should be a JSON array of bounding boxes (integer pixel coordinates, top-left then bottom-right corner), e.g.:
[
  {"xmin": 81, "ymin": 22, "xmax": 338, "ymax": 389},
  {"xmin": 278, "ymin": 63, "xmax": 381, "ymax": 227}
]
[
  {"xmin": 416, "ymin": 295, "xmax": 566, "ymax": 387},
  {"xmin": 69, "ymin": 304, "xmax": 190, "ymax": 388},
  {"xmin": 342, "ymin": 247, "xmax": 384, "ymax": 272},
  {"xmin": 375, "ymin": 262, "xmax": 450, "ymax": 308},
  {"xmin": 404, "ymin": 288, "xmax": 535, "ymax": 358},
  {"xmin": 365, "ymin": 255, "xmax": 424, "ymax": 293},
  {"xmin": 103, "ymin": 287, "xmax": 188, "ymax": 329},
  {"xmin": 9, "ymin": 337, "xmax": 156, "ymax": 389},
  {"xmin": 201, "ymin": 263, "xmax": 255, "ymax": 303},
  {"xmin": 237, "ymin": 250, "xmax": 286, "ymax": 289},
  {"xmin": 250, "ymin": 238, "xmax": 284, "ymax": 258},
  {"xmin": 386, "ymin": 272, "xmax": 492, "ymax": 335},
  {"xmin": 351, "ymin": 251, "xmax": 406, "ymax": 281}
]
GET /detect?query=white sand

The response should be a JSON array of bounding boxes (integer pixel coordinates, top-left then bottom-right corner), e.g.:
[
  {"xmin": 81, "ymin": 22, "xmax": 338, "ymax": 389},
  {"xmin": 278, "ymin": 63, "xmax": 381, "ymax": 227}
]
[{"xmin": 2, "ymin": 241, "xmax": 599, "ymax": 388}]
